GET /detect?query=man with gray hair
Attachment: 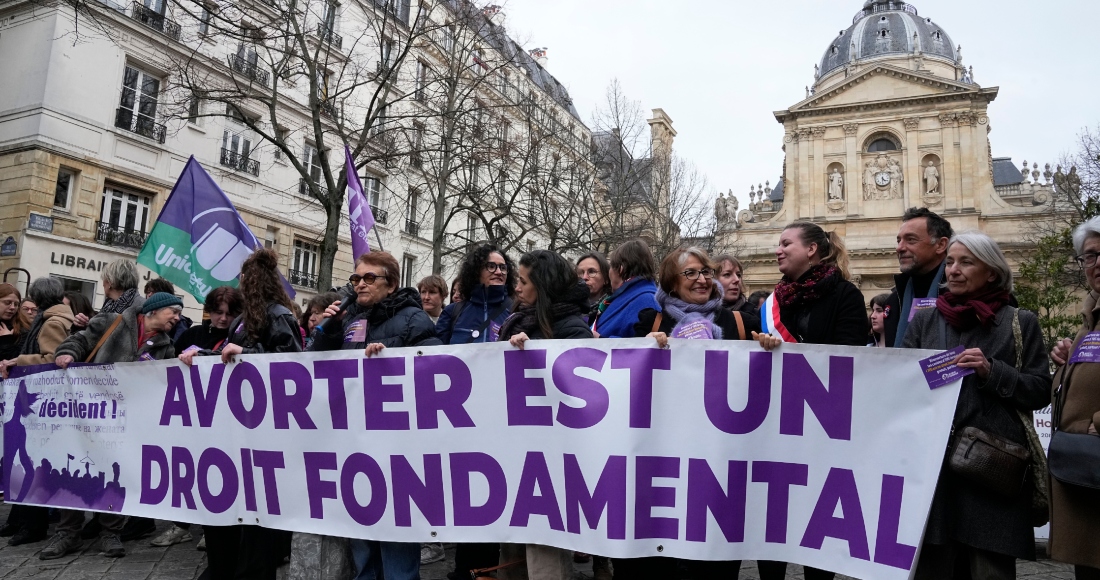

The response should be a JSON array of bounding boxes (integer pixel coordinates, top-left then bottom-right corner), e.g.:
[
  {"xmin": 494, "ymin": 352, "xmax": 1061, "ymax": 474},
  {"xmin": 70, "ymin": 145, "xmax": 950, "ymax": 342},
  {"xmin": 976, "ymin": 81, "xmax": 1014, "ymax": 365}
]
[{"xmin": 886, "ymin": 207, "xmax": 954, "ymax": 346}]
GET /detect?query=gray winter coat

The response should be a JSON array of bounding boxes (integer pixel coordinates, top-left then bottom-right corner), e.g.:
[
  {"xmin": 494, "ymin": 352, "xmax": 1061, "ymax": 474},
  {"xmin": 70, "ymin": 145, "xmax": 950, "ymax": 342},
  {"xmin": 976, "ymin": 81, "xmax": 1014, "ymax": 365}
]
[
  {"xmin": 312, "ymin": 287, "xmax": 441, "ymax": 351},
  {"xmin": 903, "ymin": 305, "xmax": 1051, "ymax": 559},
  {"xmin": 56, "ymin": 303, "xmax": 175, "ymax": 364}
]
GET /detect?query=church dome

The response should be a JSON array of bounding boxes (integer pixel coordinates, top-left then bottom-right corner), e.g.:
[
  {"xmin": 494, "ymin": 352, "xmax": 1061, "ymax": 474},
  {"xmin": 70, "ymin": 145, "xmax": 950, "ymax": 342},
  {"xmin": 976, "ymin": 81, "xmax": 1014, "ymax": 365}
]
[{"xmin": 818, "ymin": 1, "xmax": 958, "ymax": 79}]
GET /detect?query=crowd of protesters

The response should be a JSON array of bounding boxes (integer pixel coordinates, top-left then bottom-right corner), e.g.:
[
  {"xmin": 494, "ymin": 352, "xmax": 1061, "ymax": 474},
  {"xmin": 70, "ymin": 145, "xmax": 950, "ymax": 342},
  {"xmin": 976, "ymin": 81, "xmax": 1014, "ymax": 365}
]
[{"xmin": 1, "ymin": 207, "xmax": 1098, "ymax": 580}]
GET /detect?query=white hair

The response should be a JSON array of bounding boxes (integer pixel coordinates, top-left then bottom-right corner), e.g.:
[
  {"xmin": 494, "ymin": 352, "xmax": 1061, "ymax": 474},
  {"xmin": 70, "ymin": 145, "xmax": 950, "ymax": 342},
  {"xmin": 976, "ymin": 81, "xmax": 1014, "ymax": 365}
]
[
  {"xmin": 1073, "ymin": 216, "xmax": 1100, "ymax": 255},
  {"xmin": 949, "ymin": 230, "xmax": 1013, "ymax": 292}
]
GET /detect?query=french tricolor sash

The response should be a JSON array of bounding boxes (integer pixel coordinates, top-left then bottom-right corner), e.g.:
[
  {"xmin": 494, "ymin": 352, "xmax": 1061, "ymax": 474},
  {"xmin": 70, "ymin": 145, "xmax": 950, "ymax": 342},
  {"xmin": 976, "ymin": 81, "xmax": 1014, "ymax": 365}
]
[{"xmin": 760, "ymin": 293, "xmax": 798, "ymax": 343}]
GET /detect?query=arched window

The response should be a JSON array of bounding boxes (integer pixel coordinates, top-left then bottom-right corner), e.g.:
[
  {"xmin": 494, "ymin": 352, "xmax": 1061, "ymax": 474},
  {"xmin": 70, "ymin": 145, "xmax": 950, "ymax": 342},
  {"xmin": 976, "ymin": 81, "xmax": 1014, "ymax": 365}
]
[{"xmin": 867, "ymin": 138, "xmax": 898, "ymax": 152}]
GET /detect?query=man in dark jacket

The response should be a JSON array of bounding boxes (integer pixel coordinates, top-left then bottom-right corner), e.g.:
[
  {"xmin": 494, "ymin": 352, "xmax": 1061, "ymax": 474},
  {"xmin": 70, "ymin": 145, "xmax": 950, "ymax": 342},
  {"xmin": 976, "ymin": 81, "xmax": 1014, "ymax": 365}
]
[{"xmin": 885, "ymin": 207, "xmax": 953, "ymax": 347}]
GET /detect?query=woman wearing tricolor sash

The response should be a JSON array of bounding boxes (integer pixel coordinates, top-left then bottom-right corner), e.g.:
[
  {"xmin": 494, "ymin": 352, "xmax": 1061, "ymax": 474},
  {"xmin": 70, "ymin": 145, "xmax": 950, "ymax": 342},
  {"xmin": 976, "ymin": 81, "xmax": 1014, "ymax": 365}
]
[{"xmin": 753, "ymin": 221, "xmax": 869, "ymax": 580}]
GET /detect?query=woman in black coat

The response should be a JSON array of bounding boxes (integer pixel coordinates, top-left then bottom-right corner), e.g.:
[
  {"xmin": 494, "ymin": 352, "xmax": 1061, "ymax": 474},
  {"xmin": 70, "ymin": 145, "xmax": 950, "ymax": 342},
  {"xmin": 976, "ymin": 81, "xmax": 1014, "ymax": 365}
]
[
  {"xmin": 179, "ymin": 249, "xmax": 301, "ymax": 580},
  {"xmin": 753, "ymin": 221, "xmax": 869, "ymax": 580},
  {"xmin": 497, "ymin": 250, "xmax": 591, "ymax": 580},
  {"xmin": 312, "ymin": 250, "xmax": 440, "ymax": 580}
]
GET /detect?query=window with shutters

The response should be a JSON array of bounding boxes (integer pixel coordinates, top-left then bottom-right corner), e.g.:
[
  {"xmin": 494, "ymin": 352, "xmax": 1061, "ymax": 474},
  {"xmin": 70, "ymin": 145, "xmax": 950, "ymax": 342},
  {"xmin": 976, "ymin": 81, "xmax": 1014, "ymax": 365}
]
[
  {"xmin": 115, "ymin": 64, "xmax": 164, "ymax": 143},
  {"xmin": 221, "ymin": 115, "xmax": 258, "ymax": 176},
  {"xmin": 304, "ymin": 144, "xmax": 323, "ymax": 185},
  {"xmin": 97, "ymin": 186, "xmax": 152, "ymax": 249},
  {"xmin": 465, "ymin": 213, "xmax": 477, "ymax": 243},
  {"xmin": 405, "ymin": 189, "xmax": 420, "ymax": 236},
  {"xmin": 291, "ymin": 239, "xmax": 319, "ymax": 288},
  {"xmin": 414, "ymin": 60, "xmax": 428, "ymax": 101},
  {"xmin": 198, "ymin": 7, "xmax": 211, "ymax": 35},
  {"xmin": 401, "ymin": 255, "xmax": 416, "ymax": 288}
]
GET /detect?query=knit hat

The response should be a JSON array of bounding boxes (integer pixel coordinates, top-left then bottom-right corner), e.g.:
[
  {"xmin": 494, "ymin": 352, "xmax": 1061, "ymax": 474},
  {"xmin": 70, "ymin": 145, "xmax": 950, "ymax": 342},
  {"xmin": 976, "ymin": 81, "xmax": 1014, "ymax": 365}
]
[{"xmin": 142, "ymin": 292, "xmax": 183, "ymax": 315}]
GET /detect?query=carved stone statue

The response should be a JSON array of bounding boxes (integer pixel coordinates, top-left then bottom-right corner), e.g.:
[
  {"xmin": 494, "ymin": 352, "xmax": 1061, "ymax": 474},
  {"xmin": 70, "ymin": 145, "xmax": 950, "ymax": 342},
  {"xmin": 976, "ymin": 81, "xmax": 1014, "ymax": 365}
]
[
  {"xmin": 714, "ymin": 191, "xmax": 728, "ymax": 223},
  {"xmin": 923, "ymin": 161, "xmax": 940, "ymax": 194},
  {"xmin": 828, "ymin": 168, "xmax": 844, "ymax": 200},
  {"xmin": 863, "ymin": 160, "xmax": 877, "ymax": 200},
  {"xmin": 725, "ymin": 190, "xmax": 739, "ymax": 217},
  {"xmin": 887, "ymin": 157, "xmax": 904, "ymax": 199}
]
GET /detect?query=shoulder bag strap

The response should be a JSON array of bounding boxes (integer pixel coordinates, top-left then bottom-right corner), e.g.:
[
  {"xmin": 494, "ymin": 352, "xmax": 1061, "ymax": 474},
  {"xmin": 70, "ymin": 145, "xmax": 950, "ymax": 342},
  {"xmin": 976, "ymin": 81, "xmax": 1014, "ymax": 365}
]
[
  {"xmin": 85, "ymin": 316, "xmax": 124, "ymax": 363},
  {"xmin": 447, "ymin": 301, "xmax": 467, "ymax": 338},
  {"xmin": 462, "ymin": 301, "xmax": 509, "ymax": 344},
  {"xmin": 732, "ymin": 311, "xmax": 746, "ymax": 341},
  {"xmin": 650, "ymin": 312, "xmax": 663, "ymax": 334}
]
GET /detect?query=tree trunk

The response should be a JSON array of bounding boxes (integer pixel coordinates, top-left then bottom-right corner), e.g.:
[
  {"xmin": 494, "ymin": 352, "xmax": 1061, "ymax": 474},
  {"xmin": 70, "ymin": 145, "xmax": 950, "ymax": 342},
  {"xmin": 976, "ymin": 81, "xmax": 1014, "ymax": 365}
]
[{"xmin": 317, "ymin": 191, "xmax": 343, "ymax": 292}]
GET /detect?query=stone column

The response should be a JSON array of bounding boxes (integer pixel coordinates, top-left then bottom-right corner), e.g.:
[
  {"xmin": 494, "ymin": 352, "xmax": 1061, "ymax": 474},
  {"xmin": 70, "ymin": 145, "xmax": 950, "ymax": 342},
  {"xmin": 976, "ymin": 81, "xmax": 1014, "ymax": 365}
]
[
  {"xmin": 957, "ymin": 111, "xmax": 976, "ymax": 211},
  {"xmin": 938, "ymin": 113, "xmax": 959, "ymax": 212},
  {"xmin": 903, "ymin": 117, "xmax": 921, "ymax": 207},
  {"xmin": 811, "ymin": 127, "xmax": 827, "ymax": 217},
  {"xmin": 797, "ymin": 127, "xmax": 813, "ymax": 220},
  {"xmin": 843, "ymin": 123, "xmax": 860, "ymax": 217}
]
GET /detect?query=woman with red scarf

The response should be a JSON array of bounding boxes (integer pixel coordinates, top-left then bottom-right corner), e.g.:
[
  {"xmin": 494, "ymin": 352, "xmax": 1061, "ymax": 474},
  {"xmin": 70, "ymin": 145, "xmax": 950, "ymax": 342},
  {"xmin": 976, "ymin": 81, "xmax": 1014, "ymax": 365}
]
[
  {"xmin": 752, "ymin": 221, "xmax": 868, "ymax": 580},
  {"xmin": 902, "ymin": 231, "xmax": 1050, "ymax": 579}
]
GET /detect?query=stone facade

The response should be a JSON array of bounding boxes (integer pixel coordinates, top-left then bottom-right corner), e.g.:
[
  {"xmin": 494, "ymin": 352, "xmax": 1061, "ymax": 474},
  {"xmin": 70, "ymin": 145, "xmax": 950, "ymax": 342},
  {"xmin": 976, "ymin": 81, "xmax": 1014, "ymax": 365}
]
[{"xmin": 717, "ymin": 1, "xmax": 1057, "ymax": 302}]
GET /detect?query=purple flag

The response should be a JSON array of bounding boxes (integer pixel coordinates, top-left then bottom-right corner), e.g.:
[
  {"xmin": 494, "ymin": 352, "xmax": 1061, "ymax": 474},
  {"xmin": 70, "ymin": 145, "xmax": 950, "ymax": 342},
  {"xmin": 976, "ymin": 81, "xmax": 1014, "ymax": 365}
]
[{"xmin": 345, "ymin": 146, "xmax": 375, "ymax": 260}]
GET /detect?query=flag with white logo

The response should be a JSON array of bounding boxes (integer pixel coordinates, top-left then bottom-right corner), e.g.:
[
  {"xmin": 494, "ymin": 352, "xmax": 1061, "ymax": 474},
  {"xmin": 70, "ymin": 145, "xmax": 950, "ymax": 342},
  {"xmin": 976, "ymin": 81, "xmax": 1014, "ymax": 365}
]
[{"xmin": 345, "ymin": 146, "xmax": 375, "ymax": 260}]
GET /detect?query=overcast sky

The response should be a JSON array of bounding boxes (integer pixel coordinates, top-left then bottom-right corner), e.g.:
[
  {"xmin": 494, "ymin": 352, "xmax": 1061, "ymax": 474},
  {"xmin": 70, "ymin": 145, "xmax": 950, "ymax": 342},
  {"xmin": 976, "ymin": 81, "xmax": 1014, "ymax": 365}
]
[{"xmin": 497, "ymin": 0, "xmax": 1100, "ymax": 207}]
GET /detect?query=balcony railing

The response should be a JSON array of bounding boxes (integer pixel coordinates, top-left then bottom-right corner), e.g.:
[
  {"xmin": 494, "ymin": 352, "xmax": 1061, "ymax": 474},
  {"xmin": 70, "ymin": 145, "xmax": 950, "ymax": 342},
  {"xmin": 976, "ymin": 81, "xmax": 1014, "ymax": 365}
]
[
  {"xmin": 114, "ymin": 107, "xmax": 166, "ymax": 143},
  {"xmin": 370, "ymin": 205, "xmax": 388, "ymax": 224},
  {"xmin": 288, "ymin": 269, "xmax": 319, "ymax": 289},
  {"xmin": 220, "ymin": 148, "xmax": 260, "ymax": 176},
  {"xmin": 299, "ymin": 178, "xmax": 330, "ymax": 198},
  {"xmin": 404, "ymin": 219, "xmax": 419, "ymax": 237},
  {"xmin": 95, "ymin": 221, "xmax": 148, "ymax": 250},
  {"xmin": 319, "ymin": 100, "xmax": 339, "ymax": 119},
  {"xmin": 229, "ymin": 55, "xmax": 270, "ymax": 86},
  {"xmin": 316, "ymin": 23, "xmax": 343, "ymax": 50},
  {"xmin": 130, "ymin": 2, "xmax": 181, "ymax": 40}
]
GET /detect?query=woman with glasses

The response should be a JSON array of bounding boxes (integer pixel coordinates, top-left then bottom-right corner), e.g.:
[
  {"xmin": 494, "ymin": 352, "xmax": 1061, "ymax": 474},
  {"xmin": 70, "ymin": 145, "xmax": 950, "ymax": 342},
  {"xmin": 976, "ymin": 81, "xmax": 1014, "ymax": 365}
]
[
  {"xmin": 436, "ymin": 243, "xmax": 514, "ymax": 346},
  {"xmin": 311, "ymin": 250, "xmax": 440, "ymax": 580},
  {"xmin": 0, "ymin": 283, "xmax": 29, "ymax": 362},
  {"xmin": 623, "ymin": 246, "xmax": 755, "ymax": 579},
  {"xmin": 753, "ymin": 222, "xmax": 870, "ymax": 580},
  {"xmin": 1047, "ymin": 216, "xmax": 1100, "ymax": 580}
]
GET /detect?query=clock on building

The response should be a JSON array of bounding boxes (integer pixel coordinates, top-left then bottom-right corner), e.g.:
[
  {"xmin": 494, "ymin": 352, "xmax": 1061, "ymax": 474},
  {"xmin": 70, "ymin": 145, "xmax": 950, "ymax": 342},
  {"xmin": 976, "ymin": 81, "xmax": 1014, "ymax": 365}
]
[{"xmin": 875, "ymin": 172, "xmax": 892, "ymax": 187}]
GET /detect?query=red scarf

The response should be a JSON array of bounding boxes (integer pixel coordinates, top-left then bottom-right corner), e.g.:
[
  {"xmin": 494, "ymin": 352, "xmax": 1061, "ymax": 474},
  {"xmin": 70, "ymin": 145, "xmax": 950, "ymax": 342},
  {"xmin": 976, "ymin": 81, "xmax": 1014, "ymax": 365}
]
[
  {"xmin": 936, "ymin": 288, "xmax": 1010, "ymax": 331},
  {"xmin": 773, "ymin": 264, "xmax": 840, "ymax": 308}
]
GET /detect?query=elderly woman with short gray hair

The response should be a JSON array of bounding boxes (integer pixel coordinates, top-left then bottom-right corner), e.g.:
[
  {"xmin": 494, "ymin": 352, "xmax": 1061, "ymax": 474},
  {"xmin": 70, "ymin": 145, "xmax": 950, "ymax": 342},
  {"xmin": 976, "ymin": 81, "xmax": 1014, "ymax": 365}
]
[
  {"xmin": 903, "ymin": 230, "xmax": 1051, "ymax": 579},
  {"xmin": 1047, "ymin": 216, "xmax": 1100, "ymax": 579},
  {"xmin": 98, "ymin": 258, "xmax": 142, "ymax": 315}
]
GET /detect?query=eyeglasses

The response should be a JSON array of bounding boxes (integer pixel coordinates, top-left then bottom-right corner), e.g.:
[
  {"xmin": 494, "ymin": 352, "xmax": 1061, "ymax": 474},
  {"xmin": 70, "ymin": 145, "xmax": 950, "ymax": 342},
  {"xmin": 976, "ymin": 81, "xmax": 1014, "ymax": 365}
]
[
  {"xmin": 484, "ymin": 262, "xmax": 509, "ymax": 273},
  {"xmin": 349, "ymin": 273, "xmax": 383, "ymax": 286},
  {"xmin": 1076, "ymin": 252, "xmax": 1100, "ymax": 268},
  {"xmin": 680, "ymin": 268, "xmax": 715, "ymax": 281},
  {"xmin": 0, "ymin": 299, "xmax": 18, "ymax": 308}
]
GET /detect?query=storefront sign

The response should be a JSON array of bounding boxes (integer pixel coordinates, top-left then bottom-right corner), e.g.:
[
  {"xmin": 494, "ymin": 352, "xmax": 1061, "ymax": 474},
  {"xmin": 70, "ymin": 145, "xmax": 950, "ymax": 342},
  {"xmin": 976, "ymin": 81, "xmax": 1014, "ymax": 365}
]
[{"xmin": 50, "ymin": 252, "xmax": 108, "ymax": 272}]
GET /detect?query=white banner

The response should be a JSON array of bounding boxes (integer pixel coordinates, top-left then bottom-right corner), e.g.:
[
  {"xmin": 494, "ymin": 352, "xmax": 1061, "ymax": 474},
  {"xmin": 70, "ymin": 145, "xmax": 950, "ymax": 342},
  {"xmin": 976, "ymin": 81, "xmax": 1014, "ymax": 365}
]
[{"xmin": 2, "ymin": 339, "xmax": 959, "ymax": 580}]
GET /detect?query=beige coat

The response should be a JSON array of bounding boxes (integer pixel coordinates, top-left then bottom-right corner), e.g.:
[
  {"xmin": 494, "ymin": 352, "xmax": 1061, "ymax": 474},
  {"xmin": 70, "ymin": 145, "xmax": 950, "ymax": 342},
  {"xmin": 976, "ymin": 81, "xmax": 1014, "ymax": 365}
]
[
  {"xmin": 13, "ymin": 304, "xmax": 75, "ymax": 367},
  {"xmin": 1048, "ymin": 291, "xmax": 1100, "ymax": 569}
]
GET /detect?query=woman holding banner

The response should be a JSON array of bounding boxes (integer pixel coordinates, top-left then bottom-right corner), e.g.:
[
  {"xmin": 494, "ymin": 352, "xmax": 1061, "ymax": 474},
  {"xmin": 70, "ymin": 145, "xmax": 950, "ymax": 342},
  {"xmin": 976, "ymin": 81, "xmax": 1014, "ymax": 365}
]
[
  {"xmin": 0, "ymin": 283, "xmax": 30, "ymax": 360},
  {"xmin": 752, "ymin": 221, "xmax": 869, "ymax": 580},
  {"xmin": 497, "ymin": 249, "xmax": 591, "ymax": 580},
  {"xmin": 311, "ymin": 250, "xmax": 440, "ymax": 580},
  {"xmin": 435, "ymin": 243, "xmax": 514, "ymax": 346},
  {"xmin": 588, "ymin": 239, "xmax": 661, "ymax": 339},
  {"xmin": 625, "ymin": 245, "xmax": 757, "ymax": 579},
  {"xmin": 179, "ymin": 249, "xmax": 301, "ymax": 580},
  {"xmin": 902, "ymin": 231, "xmax": 1051, "ymax": 579},
  {"xmin": 1047, "ymin": 216, "xmax": 1100, "ymax": 580},
  {"xmin": 0, "ymin": 278, "xmax": 72, "ymax": 547}
]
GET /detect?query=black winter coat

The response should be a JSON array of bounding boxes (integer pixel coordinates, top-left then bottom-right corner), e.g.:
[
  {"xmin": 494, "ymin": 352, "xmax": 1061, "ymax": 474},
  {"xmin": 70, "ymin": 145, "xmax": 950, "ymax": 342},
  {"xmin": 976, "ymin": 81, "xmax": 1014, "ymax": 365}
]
[
  {"xmin": 777, "ymin": 276, "xmax": 869, "ymax": 346},
  {"xmin": 175, "ymin": 320, "xmax": 230, "ymax": 352},
  {"xmin": 884, "ymin": 263, "xmax": 945, "ymax": 348},
  {"xmin": 313, "ymin": 287, "xmax": 441, "ymax": 351},
  {"xmin": 435, "ymin": 284, "xmax": 512, "ymax": 345},
  {"xmin": 220, "ymin": 304, "xmax": 303, "ymax": 355},
  {"xmin": 633, "ymin": 307, "xmax": 760, "ymax": 340},
  {"xmin": 0, "ymin": 321, "xmax": 27, "ymax": 360},
  {"xmin": 500, "ymin": 314, "xmax": 592, "ymax": 341}
]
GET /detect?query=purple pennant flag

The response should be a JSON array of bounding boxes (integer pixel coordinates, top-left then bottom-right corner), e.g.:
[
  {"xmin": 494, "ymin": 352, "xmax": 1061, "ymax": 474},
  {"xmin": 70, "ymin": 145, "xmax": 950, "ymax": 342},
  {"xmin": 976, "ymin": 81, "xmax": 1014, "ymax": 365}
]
[{"xmin": 345, "ymin": 146, "xmax": 375, "ymax": 260}]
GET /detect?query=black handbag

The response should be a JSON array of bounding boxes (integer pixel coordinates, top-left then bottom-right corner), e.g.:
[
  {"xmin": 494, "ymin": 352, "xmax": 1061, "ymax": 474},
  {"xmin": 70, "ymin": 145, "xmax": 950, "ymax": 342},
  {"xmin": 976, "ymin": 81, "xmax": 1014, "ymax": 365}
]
[{"xmin": 1048, "ymin": 357, "xmax": 1100, "ymax": 489}]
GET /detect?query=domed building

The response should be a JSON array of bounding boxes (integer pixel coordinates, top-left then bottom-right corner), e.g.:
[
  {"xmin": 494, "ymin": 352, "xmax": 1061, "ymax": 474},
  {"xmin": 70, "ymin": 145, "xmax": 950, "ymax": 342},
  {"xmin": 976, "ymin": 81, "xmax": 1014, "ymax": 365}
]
[{"xmin": 721, "ymin": 0, "xmax": 1056, "ymax": 298}]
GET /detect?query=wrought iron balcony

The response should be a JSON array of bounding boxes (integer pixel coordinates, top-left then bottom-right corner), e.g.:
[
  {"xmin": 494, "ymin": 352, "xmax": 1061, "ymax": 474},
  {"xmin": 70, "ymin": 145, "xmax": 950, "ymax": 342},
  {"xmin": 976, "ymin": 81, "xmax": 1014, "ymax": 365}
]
[
  {"xmin": 229, "ymin": 55, "xmax": 270, "ymax": 86},
  {"xmin": 130, "ymin": 2, "xmax": 181, "ymax": 40},
  {"xmin": 288, "ymin": 269, "xmax": 319, "ymax": 289},
  {"xmin": 114, "ymin": 107, "xmax": 166, "ymax": 143},
  {"xmin": 220, "ymin": 148, "xmax": 260, "ymax": 176},
  {"xmin": 95, "ymin": 221, "xmax": 148, "ymax": 250},
  {"xmin": 404, "ymin": 219, "xmax": 419, "ymax": 237},
  {"xmin": 299, "ymin": 178, "xmax": 330, "ymax": 198},
  {"xmin": 316, "ymin": 23, "xmax": 343, "ymax": 49},
  {"xmin": 371, "ymin": 205, "xmax": 388, "ymax": 224},
  {"xmin": 319, "ymin": 100, "xmax": 339, "ymax": 119}
]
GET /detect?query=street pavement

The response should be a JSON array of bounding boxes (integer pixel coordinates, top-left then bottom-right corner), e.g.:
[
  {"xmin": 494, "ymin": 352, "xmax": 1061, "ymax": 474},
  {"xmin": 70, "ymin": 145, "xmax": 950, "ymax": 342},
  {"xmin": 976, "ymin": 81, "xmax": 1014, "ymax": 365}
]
[{"xmin": 0, "ymin": 504, "xmax": 1075, "ymax": 579}]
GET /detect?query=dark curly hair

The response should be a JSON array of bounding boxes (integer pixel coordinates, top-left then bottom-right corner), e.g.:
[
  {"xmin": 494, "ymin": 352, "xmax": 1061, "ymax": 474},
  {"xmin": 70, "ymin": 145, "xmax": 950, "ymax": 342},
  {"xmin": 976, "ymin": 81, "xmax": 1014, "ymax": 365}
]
[
  {"xmin": 458, "ymin": 243, "xmax": 515, "ymax": 301},
  {"xmin": 238, "ymin": 248, "xmax": 295, "ymax": 343}
]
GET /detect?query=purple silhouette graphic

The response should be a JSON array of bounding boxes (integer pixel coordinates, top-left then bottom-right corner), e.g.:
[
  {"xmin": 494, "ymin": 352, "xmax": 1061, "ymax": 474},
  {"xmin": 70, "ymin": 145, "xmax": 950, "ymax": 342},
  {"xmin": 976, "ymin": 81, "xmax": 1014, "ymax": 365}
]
[{"xmin": 3, "ymin": 380, "xmax": 127, "ymax": 511}]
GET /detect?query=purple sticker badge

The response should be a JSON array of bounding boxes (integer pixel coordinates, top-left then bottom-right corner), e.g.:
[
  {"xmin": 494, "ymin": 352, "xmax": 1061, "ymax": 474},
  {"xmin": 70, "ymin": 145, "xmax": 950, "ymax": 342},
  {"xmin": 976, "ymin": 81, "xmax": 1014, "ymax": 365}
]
[
  {"xmin": 487, "ymin": 321, "xmax": 502, "ymax": 343},
  {"xmin": 344, "ymin": 320, "xmax": 368, "ymax": 343},
  {"xmin": 1068, "ymin": 331, "xmax": 1100, "ymax": 364},
  {"xmin": 909, "ymin": 297, "xmax": 938, "ymax": 321},
  {"xmin": 918, "ymin": 345, "xmax": 974, "ymax": 390},
  {"xmin": 671, "ymin": 318, "xmax": 714, "ymax": 340}
]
